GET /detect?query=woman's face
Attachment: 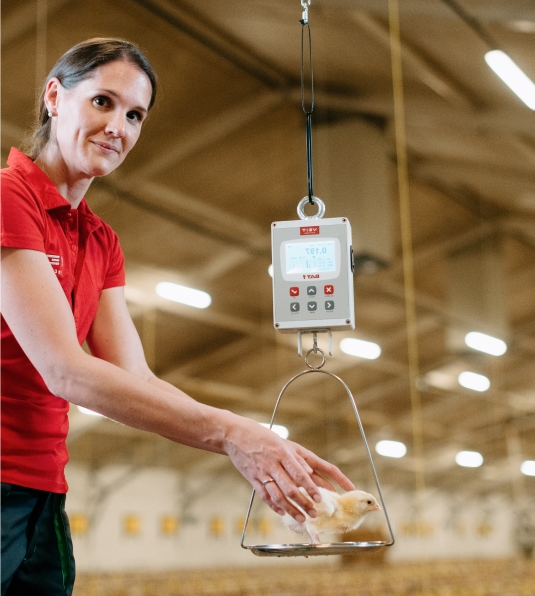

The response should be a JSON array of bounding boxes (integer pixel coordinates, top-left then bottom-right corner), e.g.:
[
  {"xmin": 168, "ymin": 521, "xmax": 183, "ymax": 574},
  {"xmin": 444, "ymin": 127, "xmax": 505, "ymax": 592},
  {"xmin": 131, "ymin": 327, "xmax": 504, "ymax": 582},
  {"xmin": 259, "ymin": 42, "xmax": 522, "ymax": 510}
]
[{"xmin": 49, "ymin": 60, "xmax": 153, "ymax": 179}]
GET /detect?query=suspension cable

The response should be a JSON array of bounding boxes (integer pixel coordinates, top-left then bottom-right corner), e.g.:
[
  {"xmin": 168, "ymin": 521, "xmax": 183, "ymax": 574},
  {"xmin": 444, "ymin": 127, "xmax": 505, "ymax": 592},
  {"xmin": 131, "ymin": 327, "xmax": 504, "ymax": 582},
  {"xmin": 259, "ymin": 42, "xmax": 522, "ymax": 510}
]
[{"xmin": 300, "ymin": 1, "xmax": 315, "ymax": 205}]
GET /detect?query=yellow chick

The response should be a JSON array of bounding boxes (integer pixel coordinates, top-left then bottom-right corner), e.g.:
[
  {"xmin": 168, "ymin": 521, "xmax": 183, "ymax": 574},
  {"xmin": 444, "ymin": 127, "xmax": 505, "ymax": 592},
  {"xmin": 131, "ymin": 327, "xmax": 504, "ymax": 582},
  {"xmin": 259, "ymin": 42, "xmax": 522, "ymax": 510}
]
[{"xmin": 283, "ymin": 487, "xmax": 381, "ymax": 544}]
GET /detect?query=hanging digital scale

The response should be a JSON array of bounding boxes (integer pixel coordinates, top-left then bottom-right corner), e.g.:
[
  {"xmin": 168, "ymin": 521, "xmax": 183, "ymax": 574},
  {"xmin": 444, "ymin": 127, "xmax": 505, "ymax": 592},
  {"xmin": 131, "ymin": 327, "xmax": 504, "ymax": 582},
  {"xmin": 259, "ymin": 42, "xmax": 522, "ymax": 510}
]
[
  {"xmin": 271, "ymin": 198, "xmax": 355, "ymax": 334},
  {"xmin": 241, "ymin": 0, "xmax": 394, "ymax": 558}
]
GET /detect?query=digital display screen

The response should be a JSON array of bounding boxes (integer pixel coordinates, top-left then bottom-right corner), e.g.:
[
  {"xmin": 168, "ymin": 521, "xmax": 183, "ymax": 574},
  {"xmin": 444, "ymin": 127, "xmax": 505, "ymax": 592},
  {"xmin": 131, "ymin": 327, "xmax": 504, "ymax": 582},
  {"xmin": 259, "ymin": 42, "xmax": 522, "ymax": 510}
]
[{"xmin": 285, "ymin": 240, "xmax": 336, "ymax": 274}]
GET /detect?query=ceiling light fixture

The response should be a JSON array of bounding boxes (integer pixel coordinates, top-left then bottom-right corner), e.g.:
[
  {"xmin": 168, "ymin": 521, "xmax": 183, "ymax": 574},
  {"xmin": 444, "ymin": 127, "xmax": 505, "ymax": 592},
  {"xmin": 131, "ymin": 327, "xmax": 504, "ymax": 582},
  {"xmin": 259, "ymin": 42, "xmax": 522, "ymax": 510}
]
[
  {"xmin": 440, "ymin": 1, "xmax": 535, "ymax": 109},
  {"xmin": 507, "ymin": 20, "xmax": 535, "ymax": 34},
  {"xmin": 458, "ymin": 371, "xmax": 490, "ymax": 392},
  {"xmin": 455, "ymin": 450, "xmax": 483, "ymax": 468},
  {"xmin": 260, "ymin": 423, "xmax": 289, "ymax": 440},
  {"xmin": 156, "ymin": 282, "xmax": 211, "ymax": 309},
  {"xmin": 375, "ymin": 440, "xmax": 407, "ymax": 458},
  {"xmin": 485, "ymin": 50, "xmax": 535, "ymax": 110},
  {"xmin": 520, "ymin": 461, "xmax": 535, "ymax": 477},
  {"xmin": 340, "ymin": 338, "xmax": 381, "ymax": 360},
  {"xmin": 465, "ymin": 331, "xmax": 507, "ymax": 356}
]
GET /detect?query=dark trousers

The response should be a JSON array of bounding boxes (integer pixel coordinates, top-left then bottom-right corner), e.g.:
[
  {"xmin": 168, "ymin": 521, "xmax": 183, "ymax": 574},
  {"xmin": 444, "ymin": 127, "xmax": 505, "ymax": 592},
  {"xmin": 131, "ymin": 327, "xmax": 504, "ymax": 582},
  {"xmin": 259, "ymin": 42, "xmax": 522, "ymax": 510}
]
[{"xmin": 1, "ymin": 483, "xmax": 75, "ymax": 596}]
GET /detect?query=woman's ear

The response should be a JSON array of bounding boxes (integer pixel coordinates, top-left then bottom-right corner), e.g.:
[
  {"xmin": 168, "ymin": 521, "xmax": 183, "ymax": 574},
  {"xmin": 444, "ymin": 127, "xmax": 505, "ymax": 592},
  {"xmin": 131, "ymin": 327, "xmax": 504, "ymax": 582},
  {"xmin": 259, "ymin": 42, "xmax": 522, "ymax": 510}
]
[{"xmin": 44, "ymin": 77, "xmax": 61, "ymax": 117}]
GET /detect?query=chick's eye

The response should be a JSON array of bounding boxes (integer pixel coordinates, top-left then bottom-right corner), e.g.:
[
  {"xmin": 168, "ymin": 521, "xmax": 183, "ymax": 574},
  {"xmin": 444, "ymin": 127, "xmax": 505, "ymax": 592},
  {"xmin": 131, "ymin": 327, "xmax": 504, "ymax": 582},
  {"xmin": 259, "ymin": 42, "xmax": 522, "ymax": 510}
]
[{"xmin": 367, "ymin": 500, "xmax": 372, "ymax": 505}]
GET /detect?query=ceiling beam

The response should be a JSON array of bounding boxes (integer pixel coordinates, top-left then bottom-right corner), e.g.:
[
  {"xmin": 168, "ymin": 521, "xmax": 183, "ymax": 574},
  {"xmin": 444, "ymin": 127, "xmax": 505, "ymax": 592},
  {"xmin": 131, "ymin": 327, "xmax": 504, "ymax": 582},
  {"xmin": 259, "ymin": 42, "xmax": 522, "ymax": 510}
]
[
  {"xmin": 100, "ymin": 178, "xmax": 270, "ymax": 256},
  {"xmin": 123, "ymin": 90, "xmax": 285, "ymax": 185},
  {"xmin": 131, "ymin": 0, "xmax": 291, "ymax": 88},
  {"xmin": 350, "ymin": 11, "xmax": 475, "ymax": 107},
  {"xmin": 339, "ymin": 0, "xmax": 535, "ymax": 23}
]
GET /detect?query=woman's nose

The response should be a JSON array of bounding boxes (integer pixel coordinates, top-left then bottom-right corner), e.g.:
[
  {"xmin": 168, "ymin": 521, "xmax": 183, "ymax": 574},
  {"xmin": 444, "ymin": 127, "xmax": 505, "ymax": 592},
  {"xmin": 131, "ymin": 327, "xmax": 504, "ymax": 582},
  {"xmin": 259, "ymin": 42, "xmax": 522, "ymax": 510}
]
[{"xmin": 105, "ymin": 112, "xmax": 126, "ymax": 138}]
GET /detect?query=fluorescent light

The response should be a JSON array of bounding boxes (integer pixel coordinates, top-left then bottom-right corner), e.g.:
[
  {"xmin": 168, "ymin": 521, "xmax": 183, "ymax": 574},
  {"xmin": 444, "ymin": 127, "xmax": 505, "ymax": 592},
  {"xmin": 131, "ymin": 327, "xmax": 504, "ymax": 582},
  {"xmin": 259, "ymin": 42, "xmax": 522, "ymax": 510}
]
[
  {"xmin": 424, "ymin": 370, "xmax": 458, "ymax": 391},
  {"xmin": 268, "ymin": 264, "xmax": 274, "ymax": 278},
  {"xmin": 521, "ymin": 461, "xmax": 535, "ymax": 476},
  {"xmin": 509, "ymin": 21, "xmax": 535, "ymax": 34},
  {"xmin": 465, "ymin": 332, "xmax": 507, "ymax": 356},
  {"xmin": 375, "ymin": 440, "xmax": 407, "ymax": 458},
  {"xmin": 340, "ymin": 338, "xmax": 381, "ymax": 360},
  {"xmin": 77, "ymin": 405, "xmax": 104, "ymax": 417},
  {"xmin": 260, "ymin": 423, "xmax": 289, "ymax": 440},
  {"xmin": 455, "ymin": 450, "xmax": 484, "ymax": 468},
  {"xmin": 156, "ymin": 282, "xmax": 211, "ymax": 309},
  {"xmin": 458, "ymin": 371, "xmax": 490, "ymax": 392},
  {"xmin": 485, "ymin": 50, "xmax": 535, "ymax": 110}
]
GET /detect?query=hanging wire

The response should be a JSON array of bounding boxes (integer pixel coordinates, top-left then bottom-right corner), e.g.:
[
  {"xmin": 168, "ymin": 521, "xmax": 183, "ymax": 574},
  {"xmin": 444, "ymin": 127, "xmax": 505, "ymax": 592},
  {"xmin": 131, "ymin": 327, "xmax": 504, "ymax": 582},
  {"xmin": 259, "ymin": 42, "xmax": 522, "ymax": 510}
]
[
  {"xmin": 300, "ymin": 2, "xmax": 315, "ymax": 205},
  {"xmin": 387, "ymin": 0, "xmax": 430, "ymax": 589}
]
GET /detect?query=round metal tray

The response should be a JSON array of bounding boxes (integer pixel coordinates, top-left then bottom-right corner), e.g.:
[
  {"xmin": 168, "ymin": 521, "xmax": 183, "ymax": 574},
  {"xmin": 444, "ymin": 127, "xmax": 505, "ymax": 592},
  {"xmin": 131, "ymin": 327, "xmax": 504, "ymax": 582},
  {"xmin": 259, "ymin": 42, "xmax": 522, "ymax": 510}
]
[{"xmin": 247, "ymin": 541, "xmax": 388, "ymax": 557}]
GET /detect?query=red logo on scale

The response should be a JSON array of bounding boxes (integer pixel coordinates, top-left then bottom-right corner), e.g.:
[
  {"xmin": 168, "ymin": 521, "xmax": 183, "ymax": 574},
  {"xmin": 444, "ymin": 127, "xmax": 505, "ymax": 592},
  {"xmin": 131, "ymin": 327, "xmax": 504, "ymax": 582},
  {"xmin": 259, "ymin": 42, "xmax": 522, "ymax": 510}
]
[{"xmin": 300, "ymin": 226, "xmax": 320, "ymax": 236}]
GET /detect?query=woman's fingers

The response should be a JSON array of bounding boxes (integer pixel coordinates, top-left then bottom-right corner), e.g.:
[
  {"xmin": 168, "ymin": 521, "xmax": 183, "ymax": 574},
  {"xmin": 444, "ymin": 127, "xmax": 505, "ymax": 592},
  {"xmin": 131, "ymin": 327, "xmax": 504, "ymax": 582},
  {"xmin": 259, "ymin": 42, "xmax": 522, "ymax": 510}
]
[
  {"xmin": 266, "ymin": 446, "xmax": 355, "ymax": 519},
  {"xmin": 292, "ymin": 442, "xmax": 355, "ymax": 492},
  {"xmin": 309, "ymin": 471, "xmax": 336, "ymax": 491},
  {"xmin": 258, "ymin": 475, "xmax": 308, "ymax": 522},
  {"xmin": 252, "ymin": 454, "xmax": 319, "ymax": 520},
  {"xmin": 226, "ymin": 418, "xmax": 354, "ymax": 521}
]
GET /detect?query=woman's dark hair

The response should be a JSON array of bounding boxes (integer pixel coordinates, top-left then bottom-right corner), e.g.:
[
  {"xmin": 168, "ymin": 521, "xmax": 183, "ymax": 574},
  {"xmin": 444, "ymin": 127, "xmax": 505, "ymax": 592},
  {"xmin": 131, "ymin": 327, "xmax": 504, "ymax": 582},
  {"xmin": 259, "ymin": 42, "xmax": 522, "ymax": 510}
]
[{"xmin": 28, "ymin": 38, "xmax": 157, "ymax": 159}]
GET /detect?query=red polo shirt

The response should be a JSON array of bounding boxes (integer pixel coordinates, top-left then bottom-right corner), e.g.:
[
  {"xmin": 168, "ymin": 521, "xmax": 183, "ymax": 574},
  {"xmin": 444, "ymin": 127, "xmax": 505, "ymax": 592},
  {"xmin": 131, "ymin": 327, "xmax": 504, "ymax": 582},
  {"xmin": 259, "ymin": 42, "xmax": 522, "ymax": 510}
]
[{"xmin": 1, "ymin": 148, "xmax": 125, "ymax": 493}]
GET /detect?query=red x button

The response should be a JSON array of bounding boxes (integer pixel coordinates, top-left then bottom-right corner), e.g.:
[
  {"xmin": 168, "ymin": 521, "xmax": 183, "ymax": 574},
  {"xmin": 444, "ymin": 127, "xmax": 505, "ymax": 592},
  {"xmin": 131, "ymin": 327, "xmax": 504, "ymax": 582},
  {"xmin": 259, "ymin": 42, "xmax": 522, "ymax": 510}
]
[
  {"xmin": 290, "ymin": 287, "xmax": 300, "ymax": 297},
  {"xmin": 324, "ymin": 285, "xmax": 334, "ymax": 295}
]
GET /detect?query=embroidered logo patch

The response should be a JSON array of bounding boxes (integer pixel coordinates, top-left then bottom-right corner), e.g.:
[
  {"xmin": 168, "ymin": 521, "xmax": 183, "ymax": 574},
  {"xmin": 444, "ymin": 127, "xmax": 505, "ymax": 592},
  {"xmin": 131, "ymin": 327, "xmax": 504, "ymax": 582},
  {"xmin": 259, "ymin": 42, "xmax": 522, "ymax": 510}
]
[{"xmin": 46, "ymin": 254, "xmax": 63, "ymax": 276}]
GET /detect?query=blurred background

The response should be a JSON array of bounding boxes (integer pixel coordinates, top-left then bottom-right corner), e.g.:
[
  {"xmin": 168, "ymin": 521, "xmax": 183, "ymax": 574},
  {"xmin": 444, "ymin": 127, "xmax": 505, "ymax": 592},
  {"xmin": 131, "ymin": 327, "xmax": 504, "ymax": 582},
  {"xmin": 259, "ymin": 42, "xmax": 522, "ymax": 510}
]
[{"xmin": 2, "ymin": 0, "xmax": 535, "ymax": 594}]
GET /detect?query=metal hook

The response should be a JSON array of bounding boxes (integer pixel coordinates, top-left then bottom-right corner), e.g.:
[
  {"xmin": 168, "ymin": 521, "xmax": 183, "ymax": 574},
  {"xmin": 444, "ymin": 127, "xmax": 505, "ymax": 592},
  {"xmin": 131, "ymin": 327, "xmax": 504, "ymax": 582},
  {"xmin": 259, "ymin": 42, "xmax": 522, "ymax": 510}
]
[
  {"xmin": 300, "ymin": 0, "xmax": 310, "ymax": 24},
  {"xmin": 297, "ymin": 329, "xmax": 332, "ymax": 358}
]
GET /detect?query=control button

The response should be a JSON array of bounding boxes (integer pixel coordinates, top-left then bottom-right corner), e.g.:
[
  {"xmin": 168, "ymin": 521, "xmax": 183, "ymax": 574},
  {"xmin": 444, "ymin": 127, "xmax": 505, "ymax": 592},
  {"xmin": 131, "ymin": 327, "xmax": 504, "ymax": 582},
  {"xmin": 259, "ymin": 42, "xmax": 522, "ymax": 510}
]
[
  {"xmin": 307, "ymin": 301, "xmax": 317, "ymax": 312},
  {"xmin": 289, "ymin": 287, "xmax": 299, "ymax": 297},
  {"xmin": 307, "ymin": 286, "xmax": 316, "ymax": 296},
  {"xmin": 290, "ymin": 302, "xmax": 300, "ymax": 312},
  {"xmin": 324, "ymin": 285, "xmax": 334, "ymax": 295},
  {"xmin": 325, "ymin": 300, "xmax": 335, "ymax": 311}
]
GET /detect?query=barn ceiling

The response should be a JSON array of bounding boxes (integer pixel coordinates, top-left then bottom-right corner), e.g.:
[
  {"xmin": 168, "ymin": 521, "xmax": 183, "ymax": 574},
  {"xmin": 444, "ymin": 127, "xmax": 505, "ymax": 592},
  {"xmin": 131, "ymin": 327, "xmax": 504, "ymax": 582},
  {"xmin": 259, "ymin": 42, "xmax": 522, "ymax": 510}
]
[{"xmin": 2, "ymin": 0, "xmax": 535, "ymax": 505}]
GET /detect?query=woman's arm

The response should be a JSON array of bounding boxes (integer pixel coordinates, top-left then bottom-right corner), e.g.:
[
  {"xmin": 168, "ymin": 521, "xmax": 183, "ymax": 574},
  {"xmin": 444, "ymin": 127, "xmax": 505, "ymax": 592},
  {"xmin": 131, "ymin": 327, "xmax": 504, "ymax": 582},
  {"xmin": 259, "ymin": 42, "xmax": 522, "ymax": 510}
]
[{"xmin": 1, "ymin": 247, "xmax": 354, "ymax": 520}]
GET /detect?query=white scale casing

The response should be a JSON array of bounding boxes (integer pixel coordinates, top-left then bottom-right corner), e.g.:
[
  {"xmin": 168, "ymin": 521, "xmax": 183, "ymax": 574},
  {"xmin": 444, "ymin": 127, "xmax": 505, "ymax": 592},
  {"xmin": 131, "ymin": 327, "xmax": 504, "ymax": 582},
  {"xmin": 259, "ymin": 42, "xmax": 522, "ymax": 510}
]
[{"xmin": 271, "ymin": 217, "xmax": 355, "ymax": 333}]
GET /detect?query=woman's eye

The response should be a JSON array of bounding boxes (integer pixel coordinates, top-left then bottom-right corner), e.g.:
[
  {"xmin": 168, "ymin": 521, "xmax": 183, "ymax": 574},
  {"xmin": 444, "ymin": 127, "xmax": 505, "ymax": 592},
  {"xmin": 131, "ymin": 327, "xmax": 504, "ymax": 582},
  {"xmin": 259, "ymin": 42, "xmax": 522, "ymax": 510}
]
[
  {"xmin": 93, "ymin": 96, "xmax": 109, "ymax": 107},
  {"xmin": 127, "ymin": 111, "xmax": 142, "ymax": 123}
]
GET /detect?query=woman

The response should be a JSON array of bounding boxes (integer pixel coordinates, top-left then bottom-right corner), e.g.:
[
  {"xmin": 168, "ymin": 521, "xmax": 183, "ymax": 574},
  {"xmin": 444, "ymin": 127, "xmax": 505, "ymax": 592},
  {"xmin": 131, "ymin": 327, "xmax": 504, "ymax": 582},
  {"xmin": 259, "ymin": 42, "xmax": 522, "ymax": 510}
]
[{"xmin": 0, "ymin": 38, "xmax": 353, "ymax": 595}]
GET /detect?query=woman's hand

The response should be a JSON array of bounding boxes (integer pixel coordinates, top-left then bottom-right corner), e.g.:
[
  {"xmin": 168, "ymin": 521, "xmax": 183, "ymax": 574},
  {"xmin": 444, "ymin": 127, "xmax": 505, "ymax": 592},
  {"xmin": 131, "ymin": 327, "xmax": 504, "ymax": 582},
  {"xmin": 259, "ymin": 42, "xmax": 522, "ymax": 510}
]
[{"xmin": 223, "ymin": 417, "xmax": 354, "ymax": 522}]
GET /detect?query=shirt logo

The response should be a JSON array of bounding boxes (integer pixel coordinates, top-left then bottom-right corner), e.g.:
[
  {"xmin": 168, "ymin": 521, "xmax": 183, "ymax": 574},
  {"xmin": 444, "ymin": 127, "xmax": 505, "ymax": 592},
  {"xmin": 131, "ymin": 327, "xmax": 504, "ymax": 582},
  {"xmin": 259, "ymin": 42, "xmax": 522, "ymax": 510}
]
[{"xmin": 47, "ymin": 254, "xmax": 63, "ymax": 276}]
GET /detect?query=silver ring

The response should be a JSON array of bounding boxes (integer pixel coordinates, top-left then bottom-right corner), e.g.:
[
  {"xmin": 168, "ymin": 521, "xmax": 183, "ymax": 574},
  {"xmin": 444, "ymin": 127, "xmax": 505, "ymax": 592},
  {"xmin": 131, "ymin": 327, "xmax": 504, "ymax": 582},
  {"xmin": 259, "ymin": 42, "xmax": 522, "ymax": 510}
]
[
  {"xmin": 297, "ymin": 196, "xmax": 326, "ymax": 220},
  {"xmin": 304, "ymin": 347, "xmax": 327, "ymax": 370},
  {"xmin": 261, "ymin": 478, "xmax": 276, "ymax": 488}
]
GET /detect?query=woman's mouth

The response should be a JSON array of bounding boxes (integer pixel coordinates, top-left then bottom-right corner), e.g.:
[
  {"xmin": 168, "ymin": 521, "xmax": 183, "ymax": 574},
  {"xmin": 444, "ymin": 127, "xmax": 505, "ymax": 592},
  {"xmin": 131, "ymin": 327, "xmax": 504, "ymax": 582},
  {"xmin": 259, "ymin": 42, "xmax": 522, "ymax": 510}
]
[{"xmin": 92, "ymin": 141, "xmax": 120, "ymax": 154}]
